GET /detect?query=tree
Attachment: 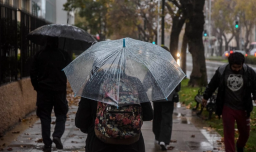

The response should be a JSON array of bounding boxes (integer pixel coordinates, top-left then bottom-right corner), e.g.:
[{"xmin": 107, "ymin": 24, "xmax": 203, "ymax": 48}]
[
  {"xmin": 235, "ymin": 0, "xmax": 256, "ymax": 51},
  {"xmin": 185, "ymin": 0, "xmax": 207, "ymax": 86},
  {"xmin": 63, "ymin": 0, "xmax": 159, "ymax": 41},
  {"xmin": 167, "ymin": 0, "xmax": 207, "ymax": 86},
  {"xmin": 165, "ymin": 1, "xmax": 185, "ymax": 60},
  {"xmin": 63, "ymin": 0, "xmax": 113, "ymax": 40},
  {"xmin": 212, "ymin": 0, "xmax": 236, "ymax": 51}
]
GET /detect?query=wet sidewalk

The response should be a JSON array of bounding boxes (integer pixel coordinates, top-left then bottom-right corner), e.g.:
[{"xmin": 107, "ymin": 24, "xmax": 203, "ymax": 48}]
[{"xmin": 0, "ymin": 98, "xmax": 224, "ymax": 152}]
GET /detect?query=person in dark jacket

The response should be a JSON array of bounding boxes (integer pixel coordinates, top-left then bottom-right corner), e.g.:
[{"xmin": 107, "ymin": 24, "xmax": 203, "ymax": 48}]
[
  {"xmin": 202, "ymin": 52, "xmax": 256, "ymax": 152},
  {"xmin": 30, "ymin": 37, "xmax": 71, "ymax": 152},
  {"xmin": 142, "ymin": 46, "xmax": 181, "ymax": 150},
  {"xmin": 75, "ymin": 66, "xmax": 153, "ymax": 152}
]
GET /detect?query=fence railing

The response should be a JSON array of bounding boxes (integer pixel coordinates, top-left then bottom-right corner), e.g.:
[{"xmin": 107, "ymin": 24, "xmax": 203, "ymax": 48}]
[{"xmin": 0, "ymin": 4, "xmax": 50, "ymax": 86}]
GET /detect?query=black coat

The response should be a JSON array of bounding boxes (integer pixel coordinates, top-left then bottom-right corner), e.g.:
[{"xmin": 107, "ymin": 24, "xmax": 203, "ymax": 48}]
[
  {"xmin": 30, "ymin": 46, "xmax": 71, "ymax": 92},
  {"xmin": 203, "ymin": 64, "xmax": 256, "ymax": 118}
]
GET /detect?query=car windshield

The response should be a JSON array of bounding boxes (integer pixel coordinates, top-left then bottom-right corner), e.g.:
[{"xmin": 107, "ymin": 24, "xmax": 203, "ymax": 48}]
[{"xmin": 250, "ymin": 44, "xmax": 256, "ymax": 50}]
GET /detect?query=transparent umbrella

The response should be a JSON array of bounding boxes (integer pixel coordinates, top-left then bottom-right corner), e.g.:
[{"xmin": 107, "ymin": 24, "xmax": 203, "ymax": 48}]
[{"xmin": 63, "ymin": 38, "xmax": 185, "ymax": 107}]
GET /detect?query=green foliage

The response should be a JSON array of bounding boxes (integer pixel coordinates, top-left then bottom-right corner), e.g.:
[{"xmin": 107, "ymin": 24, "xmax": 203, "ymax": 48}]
[
  {"xmin": 245, "ymin": 55, "xmax": 256, "ymax": 64},
  {"xmin": 63, "ymin": 0, "xmax": 159, "ymax": 40}
]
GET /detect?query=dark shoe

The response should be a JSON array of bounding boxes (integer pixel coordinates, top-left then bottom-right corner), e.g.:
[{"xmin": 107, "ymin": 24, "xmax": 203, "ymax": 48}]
[
  {"xmin": 42, "ymin": 145, "xmax": 51, "ymax": 152},
  {"xmin": 159, "ymin": 141, "xmax": 167, "ymax": 151},
  {"xmin": 53, "ymin": 137, "xmax": 63, "ymax": 149},
  {"xmin": 236, "ymin": 143, "xmax": 244, "ymax": 152}
]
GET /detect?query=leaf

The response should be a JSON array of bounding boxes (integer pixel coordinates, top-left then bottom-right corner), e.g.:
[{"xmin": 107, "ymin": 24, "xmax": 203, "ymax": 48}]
[
  {"xmin": 170, "ymin": 139, "xmax": 177, "ymax": 143},
  {"xmin": 7, "ymin": 148, "xmax": 12, "ymax": 151},
  {"xmin": 167, "ymin": 146, "xmax": 174, "ymax": 150},
  {"xmin": 36, "ymin": 138, "xmax": 43, "ymax": 143}
]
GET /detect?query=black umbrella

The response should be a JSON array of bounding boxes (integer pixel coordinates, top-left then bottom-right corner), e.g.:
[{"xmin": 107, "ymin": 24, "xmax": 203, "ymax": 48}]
[{"xmin": 28, "ymin": 24, "xmax": 97, "ymax": 51}]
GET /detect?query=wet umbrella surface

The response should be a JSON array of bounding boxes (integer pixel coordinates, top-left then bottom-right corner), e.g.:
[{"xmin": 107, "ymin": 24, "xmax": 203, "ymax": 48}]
[
  {"xmin": 28, "ymin": 24, "xmax": 97, "ymax": 51},
  {"xmin": 63, "ymin": 38, "xmax": 185, "ymax": 106}
]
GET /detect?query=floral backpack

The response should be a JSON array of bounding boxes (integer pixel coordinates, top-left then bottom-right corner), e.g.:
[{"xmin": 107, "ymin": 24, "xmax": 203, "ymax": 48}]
[{"xmin": 94, "ymin": 78, "xmax": 143, "ymax": 145}]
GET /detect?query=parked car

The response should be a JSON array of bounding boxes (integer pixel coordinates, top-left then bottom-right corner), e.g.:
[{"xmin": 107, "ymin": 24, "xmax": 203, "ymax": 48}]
[
  {"xmin": 249, "ymin": 42, "xmax": 256, "ymax": 51},
  {"xmin": 222, "ymin": 50, "xmax": 247, "ymax": 59},
  {"xmin": 249, "ymin": 48, "xmax": 256, "ymax": 56}
]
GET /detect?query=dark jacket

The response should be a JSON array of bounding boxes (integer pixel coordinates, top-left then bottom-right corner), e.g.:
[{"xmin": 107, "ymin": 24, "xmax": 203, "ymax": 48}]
[
  {"xmin": 203, "ymin": 64, "xmax": 256, "ymax": 118},
  {"xmin": 30, "ymin": 46, "xmax": 71, "ymax": 92}
]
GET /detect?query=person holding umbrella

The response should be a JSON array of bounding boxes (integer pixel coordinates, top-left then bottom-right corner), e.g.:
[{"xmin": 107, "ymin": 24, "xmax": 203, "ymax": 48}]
[
  {"xmin": 30, "ymin": 37, "xmax": 71, "ymax": 152},
  {"xmin": 63, "ymin": 38, "xmax": 185, "ymax": 152},
  {"xmin": 28, "ymin": 24, "xmax": 96, "ymax": 152}
]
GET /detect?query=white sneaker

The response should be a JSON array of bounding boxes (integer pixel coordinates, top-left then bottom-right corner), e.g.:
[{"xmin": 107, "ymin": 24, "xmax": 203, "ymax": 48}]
[{"xmin": 159, "ymin": 141, "xmax": 167, "ymax": 150}]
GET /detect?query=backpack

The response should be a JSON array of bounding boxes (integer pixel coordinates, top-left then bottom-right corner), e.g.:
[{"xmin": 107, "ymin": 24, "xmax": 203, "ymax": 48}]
[{"xmin": 94, "ymin": 78, "xmax": 143, "ymax": 145}]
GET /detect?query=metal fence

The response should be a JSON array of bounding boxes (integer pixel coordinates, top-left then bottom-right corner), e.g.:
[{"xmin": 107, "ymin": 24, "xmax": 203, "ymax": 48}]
[{"xmin": 0, "ymin": 4, "xmax": 50, "ymax": 86}]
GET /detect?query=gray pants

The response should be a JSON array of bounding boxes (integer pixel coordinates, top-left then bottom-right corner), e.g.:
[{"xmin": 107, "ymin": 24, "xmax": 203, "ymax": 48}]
[{"xmin": 153, "ymin": 102, "xmax": 174, "ymax": 145}]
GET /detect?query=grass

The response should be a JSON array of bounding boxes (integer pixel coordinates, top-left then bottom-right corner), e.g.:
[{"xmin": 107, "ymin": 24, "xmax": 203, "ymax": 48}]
[
  {"xmin": 206, "ymin": 56, "xmax": 228, "ymax": 63},
  {"xmin": 178, "ymin": 78, "xmax": 256, "ymax": 151}
]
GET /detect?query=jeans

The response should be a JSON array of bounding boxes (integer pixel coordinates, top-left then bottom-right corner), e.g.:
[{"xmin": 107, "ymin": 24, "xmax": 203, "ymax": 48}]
[{"xmin": 222, "ymin": 105, "xmax": 250, "ymax": 152}]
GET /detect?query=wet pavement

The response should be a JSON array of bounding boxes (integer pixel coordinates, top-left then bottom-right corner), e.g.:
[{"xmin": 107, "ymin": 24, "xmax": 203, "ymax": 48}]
[{"xmin": 0, "ymin": 92, "xmax": 225, "ymax": 152}]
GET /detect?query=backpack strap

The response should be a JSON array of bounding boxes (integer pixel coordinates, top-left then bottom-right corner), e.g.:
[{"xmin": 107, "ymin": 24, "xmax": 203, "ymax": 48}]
[
  {"xmin": 243, "ymin": 63, "xmax": 248, "ymax": 72},
  {"xmin": 218, "ymin": 63, "xmax": 248, "ymax": 76},
  {"xmin": 218, "ymin": 64, "xmax": 228, "ymax": 76}
]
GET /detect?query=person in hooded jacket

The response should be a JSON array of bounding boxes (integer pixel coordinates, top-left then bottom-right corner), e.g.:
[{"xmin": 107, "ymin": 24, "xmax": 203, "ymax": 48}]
[
  {"xmin": 75, "ymin": 66, "xmax": 153, "ymax": 152},
  {"xmin": 30, "ymin": 37, "xmax": 71, "ymax": 152},
  {"xmin": 202, "ymin": 52, "xmax": 256, "ymax": 152}
]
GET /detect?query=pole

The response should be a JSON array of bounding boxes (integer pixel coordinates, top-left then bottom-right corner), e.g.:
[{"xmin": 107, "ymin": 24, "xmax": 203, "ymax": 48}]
[
  {"xmin": 157, "ymin": 0, "xmax": 160, "ymax": 45},
  {"xmin": 161, "ymin": 0, "xmax": 165, "ymax": 46},
  {"xmin": 208, "ymin": 0, "xmax": 211, "ymax": 56}
]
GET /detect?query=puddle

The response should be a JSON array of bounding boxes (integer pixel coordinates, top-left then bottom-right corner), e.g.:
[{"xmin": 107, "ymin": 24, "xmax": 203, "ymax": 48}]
[{"xmin": 0, "ymin": 112, "xmax": 39, "ymax": 149}]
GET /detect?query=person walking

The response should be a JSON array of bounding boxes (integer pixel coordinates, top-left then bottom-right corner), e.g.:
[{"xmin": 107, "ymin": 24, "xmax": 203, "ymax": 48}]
[
  {"xmin": 30, "ymin": 37, "xmax": 71, "ymax": 152},
  {"xmin": 143, "ymin": 46, "xmax": 181, "ymax": 150},
  {"xmin": 75, "ymin": 66, "xmax": 153, "ymax": 152},
  {"xmin": 202, "ymin": 52, "xmax": 256, "ymax": 152}
]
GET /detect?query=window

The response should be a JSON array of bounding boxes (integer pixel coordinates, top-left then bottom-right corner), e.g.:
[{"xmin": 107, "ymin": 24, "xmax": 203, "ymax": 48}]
[
  {"xmin": 13, "ymin": 0, "xmax": 19, "ymax": 8},
  {"xmin": 32, "ymin": 1, "xmax": 40, "ymax": 17},
  {"xmin": 22, "ymin": 0, "xmax": 29, "ymax": 11}
]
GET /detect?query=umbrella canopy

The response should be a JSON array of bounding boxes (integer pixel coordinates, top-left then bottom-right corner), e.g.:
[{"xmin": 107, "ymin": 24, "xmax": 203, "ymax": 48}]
[
  {"xmin": 63, "ymin": 38, "xmax": 185, "ymax": 106},
  {"xmin": 28, "ymin": 24, "xmax": 97, "ymax": 51}
]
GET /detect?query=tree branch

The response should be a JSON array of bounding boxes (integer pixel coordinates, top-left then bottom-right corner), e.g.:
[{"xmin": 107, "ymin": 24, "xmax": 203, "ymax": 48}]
[
  {"xmin": 165, "ymin": 2, "xmax": 175, "ymax": 17},
  {"xmin": 168, "ymin": 0, "xmax": 181, "ymax": 8}
]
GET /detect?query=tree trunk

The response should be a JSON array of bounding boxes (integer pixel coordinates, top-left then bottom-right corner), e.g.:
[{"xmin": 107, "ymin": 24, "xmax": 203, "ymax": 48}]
[
  {"xmin": 188, "ymin": 39, "xmax": 207, "ymax": 86},
  {"xmin": 185, "ymin": 0, "xmax": 207, "ymax": 86},
  {"xmin": 181, "ymin": 29, "xmax": 187, "ymax": 74},
  {"xmin": 169, "ymin": 16, "xmax": 185, "ymax": 60},
  {"xmin": 219, "ymin": 37, "xmax": 223, "ymax": 56},
  {"xmin": 235, "ymin": 33, "xmax": 240, "ymax": 50}
]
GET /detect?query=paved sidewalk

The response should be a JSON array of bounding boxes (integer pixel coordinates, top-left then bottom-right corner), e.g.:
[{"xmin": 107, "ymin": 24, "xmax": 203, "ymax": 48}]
[{"xmin": 0, "ymin": 95, "xmax": 224, "ymax": 152}]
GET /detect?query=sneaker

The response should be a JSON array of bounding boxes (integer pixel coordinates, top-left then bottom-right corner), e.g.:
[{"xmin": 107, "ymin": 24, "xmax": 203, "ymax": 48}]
[
  {"xmin": 159, "ymin": 141, "xmax": 167, "ymax": 151},
  {"xmin": 42, "ymin": 145, "xmax": 51, "ymax": 152},
  {"xmin": 53, "ymin": 137, "xmax": 63, "ymax": 149}
]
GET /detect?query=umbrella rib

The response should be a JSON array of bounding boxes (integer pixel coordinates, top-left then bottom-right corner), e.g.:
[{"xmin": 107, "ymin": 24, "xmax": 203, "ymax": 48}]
[{"xmin": 127, "ymin": 49, "xmax": 168, "ymax": 99}]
